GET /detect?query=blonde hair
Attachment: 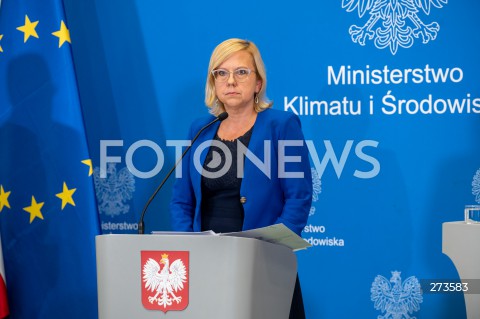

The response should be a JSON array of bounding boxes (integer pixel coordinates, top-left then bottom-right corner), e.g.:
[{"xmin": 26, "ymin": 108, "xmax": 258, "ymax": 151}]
[{"xmin": 205, "ymin": 38, "xmax": 272, "ymax": 116}]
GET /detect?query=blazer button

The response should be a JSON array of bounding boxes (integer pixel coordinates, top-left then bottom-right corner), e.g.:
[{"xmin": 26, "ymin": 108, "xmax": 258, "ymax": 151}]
[{"xmin": 240, "ymin": 197, "xmax": 247, "ymax": 204}]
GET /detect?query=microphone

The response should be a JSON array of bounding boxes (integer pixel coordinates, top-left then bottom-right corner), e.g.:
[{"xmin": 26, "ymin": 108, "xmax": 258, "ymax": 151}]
[{"xmin": 138, "ymin": 112, "xmax": 228, "ymax": 234}]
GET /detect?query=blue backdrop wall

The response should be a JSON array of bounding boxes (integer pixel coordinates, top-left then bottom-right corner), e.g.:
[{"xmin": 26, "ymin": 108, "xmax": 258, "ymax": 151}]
[{"xmin": 62, "ymin": 0, "xmax": 479, "ymax": 318}]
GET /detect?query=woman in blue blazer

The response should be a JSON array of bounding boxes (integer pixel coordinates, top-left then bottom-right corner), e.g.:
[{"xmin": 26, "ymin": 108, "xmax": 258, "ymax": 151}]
[
  {"xmin": 169, "ymin": 38, "xmax": 312, "ymax": 319},
  {"xmin": 170, "ymin": 107, "xmax": 312, "ymax": 236}
]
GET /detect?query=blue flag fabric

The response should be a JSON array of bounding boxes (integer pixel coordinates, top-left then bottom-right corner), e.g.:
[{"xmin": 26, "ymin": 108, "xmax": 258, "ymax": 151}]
[{"xmin": 0, "ymin": 0, "xmax": 101, "ymax": 318}]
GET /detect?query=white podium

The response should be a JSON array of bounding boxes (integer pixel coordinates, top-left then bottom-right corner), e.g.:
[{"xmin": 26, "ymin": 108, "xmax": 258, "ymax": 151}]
[
  {"xmin": 442, "ymin": 222, "xmax": 480, "ymax": 319},
  {"xmin": 96, "ymin": 233, "xmax": 298, "ymax": 319}
]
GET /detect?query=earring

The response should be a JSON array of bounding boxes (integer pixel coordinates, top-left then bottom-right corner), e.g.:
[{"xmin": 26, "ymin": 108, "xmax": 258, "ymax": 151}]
[
  {"xmin": 254, "ymin": 93, "xmax": 259, "ymax": 104},
  {"xmin": 215, "ymin": 98, "xmax": 219, "ymax": 108}
]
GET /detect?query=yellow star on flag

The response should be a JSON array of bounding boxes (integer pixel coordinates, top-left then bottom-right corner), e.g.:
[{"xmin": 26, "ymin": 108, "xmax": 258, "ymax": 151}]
[
  {"xmin": 56, "ymin": 182, "xmax": 76, "ymax": 210},
  {"xmin": 23, "ymin": 196, "xmax": 44, "ymax": 223},
  {"xmin": 16, "ymin": 15, "xmax": 39, "ymax": 43},
  {"xmin": 0, "ymin": 185, "xmax": 11, "ymax": 212},
  {"xmin": 0, "ymin": 34, "xmax": 3, "ymax": 53},
  {"xmin": 81, "ymin": 159, "xmax": 94, "ymax": 176},
  {"xmin": 52, "ymin": 20, "xmax": 71, "ymax": 48}
]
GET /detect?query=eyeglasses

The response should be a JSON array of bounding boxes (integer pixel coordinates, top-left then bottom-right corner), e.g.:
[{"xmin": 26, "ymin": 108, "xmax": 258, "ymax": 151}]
[{"xmin": 211, "ymin": 68, "xmax": 256, "ymax": 83}]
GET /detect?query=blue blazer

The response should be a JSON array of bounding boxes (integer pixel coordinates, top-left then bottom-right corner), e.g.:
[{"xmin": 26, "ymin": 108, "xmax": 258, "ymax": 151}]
[{"xmin": 169, "ymin": 108, "xmax": 312, "ymax": 235}]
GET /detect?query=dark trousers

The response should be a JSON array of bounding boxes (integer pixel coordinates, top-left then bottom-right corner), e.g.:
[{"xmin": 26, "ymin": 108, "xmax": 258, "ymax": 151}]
[{"xmin": 289, "ymin": 275, "xmax": 306, "ymax": 319}]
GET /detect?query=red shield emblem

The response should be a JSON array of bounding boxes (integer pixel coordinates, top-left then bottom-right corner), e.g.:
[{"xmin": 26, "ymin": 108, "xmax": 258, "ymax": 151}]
[{"xmin": 141, "ymin": 251, "xmax": 189, "ymax": 312}]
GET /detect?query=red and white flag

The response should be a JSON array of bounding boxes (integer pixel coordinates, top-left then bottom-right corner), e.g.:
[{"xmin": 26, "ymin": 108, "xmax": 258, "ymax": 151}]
[{"xmin": 0, "ymin": 236, "xmax": 9, "ymax": 318}]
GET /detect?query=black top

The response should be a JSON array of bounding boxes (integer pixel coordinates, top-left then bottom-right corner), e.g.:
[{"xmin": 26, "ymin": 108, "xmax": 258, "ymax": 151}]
[{"xmin": 200, "ymin": 127, "xmax": 253, "ymax": 233}]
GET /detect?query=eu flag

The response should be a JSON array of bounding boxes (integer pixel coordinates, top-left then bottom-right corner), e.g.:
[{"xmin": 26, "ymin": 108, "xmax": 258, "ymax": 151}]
[{"xmin": 0, "ymin": 0, "xmax": 101, "ymax": 318}]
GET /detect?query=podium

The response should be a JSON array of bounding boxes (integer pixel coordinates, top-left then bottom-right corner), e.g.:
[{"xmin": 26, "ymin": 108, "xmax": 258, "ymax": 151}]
[
  {"xmin": 442, "ymin": 222, "xmax": 480, "ymax": 319},
  {"xmin": 96, "ymin": 233, "xmax": 298, "ymax": 319}
]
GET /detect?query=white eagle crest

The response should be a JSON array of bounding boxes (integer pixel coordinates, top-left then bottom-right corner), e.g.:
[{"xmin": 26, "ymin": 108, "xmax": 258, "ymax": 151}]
[
  {"xmin": 342, "ymin": 0, "xmax": 448, "ymax": 55},
  {"xmin": 310, "ymin": 167, "xmax": 322, "ymax": 216},
  {"xmin": 93, "ymin": 163, "xmax": 135, "ymax": 217},
  {"xmin": 143, "ymin": 254, "xmax": 187, "ymax": 308},
  {"xmin": 472, "ymin": 168, "xmax": 480, "ymax": 203},
  {"xmin": 371, "ymin": 271, "xmax": 423, "ymax": 319}
]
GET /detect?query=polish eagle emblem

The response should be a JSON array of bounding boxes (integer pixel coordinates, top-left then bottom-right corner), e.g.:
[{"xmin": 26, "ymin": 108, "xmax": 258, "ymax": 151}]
[
  {"xmin": 93, "ymin": 163, "xmax": 135, "ymax": 217},
  {"xmin": 310, "ymin": 167, "xmax": 322, "ymax": 216},
  {"xmin": 472, "ymin": 168, "xmax": 480, "ymax": 203},
  {"xmin": 342, "ymin": 0, "xmax": 448, "ymax": 55},
  {"xmin": 371, "ymin": 271, "xmax": 423, "ymax": 319},
  {"xmin": 142, "ymin": 253, "xmax": 188, "ymax": 309}
]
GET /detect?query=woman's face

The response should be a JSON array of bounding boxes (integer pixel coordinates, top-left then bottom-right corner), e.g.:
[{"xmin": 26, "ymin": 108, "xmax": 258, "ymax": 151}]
[{"xmin": 214, "ymin": 50, "xmax": 262, "ymax": 111}]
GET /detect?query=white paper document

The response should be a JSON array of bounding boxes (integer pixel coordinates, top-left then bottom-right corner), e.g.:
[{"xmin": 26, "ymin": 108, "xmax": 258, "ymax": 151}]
[
  {"xmin": 220, "ymin": 223, "xmax": 311, "ymax": 251},
  {"xmin": 151, "ymin": 230, "xmax": 216, "ymax": 236},
  {"xmin": 152, "ymin": 224, "xmax": 311, "ymax": 251}
]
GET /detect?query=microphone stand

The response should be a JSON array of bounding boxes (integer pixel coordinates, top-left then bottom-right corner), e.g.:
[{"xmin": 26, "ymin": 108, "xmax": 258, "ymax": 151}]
[{"xmin": 137, "ymin": 112, "xmax": 228, "ymax": 234}]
